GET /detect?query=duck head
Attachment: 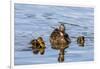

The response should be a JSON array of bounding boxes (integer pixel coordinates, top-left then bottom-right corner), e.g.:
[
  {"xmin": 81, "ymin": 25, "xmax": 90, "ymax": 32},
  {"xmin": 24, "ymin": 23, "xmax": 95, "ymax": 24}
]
[
  {"xmin": 59, "ymin": 23, "xmax": 65, "ymax": 32},
  {"xmin": 30, "ymin": 39, "xmax": 39, "ymax": 49}
]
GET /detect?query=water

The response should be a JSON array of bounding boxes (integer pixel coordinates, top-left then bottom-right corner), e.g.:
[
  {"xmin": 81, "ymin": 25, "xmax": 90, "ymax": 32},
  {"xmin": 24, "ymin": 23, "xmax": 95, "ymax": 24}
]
[{"xmin": 14, "ymin": 3, "xmax": 94, "ymax": 65}]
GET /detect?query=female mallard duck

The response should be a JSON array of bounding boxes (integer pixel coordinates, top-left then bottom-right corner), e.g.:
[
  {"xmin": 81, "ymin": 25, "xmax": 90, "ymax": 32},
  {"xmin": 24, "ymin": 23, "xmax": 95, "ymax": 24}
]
[
  {"xmin": 77, "ymin": 36, "xmax": 85, "ymax": 47},
  {"xmin": 50, "ymin": 23, "xmax": 71, "ymax": 49},
  {"xmin": 49, "ymin": 23, "xmax": 71, "ymax": 62},
  {"xmin": 30, "ymin": 37, "xmax": 46, "ymax": 55}
]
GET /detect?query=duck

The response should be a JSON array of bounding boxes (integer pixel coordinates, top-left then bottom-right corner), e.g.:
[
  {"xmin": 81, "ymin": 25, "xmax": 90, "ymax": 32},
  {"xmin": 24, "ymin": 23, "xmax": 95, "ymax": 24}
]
[
  {"xmin": 77, "ymin": 36, "xmax": 85, "ymax": 47},
  {"xmin": 50, "ymin": 23, "xmax": 71, "ymax": 49},
  {"xmin": 49, "ymin": 23, "xmax": 71, "ymax": 62}
]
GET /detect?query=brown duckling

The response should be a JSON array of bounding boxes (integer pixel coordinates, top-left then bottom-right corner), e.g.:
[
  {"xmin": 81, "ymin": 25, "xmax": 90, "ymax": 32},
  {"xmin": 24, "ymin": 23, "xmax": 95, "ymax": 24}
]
[
  {"xmin": 77, "ymin": 36, "xmax": 85, "ymax": 47},
  {"xmin": 30, "ymin": 37, "xmax": 46, "ymax": 55}
]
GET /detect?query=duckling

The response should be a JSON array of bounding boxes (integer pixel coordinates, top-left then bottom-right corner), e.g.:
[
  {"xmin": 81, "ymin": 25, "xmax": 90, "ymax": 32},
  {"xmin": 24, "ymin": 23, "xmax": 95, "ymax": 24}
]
[
  {"xmin": 32, "ymin": 49, "xmax": 39, "ymax": 54},
  {"xmin": 30, "ymin": 37, "xmax": 46, "ymax": 55},
  {"xmin": 77, "ymin": 36, "xmax": 85, "ymax": 47},
  {"xmin": 37, "ymin": 37, "xmax": 46, "ymax": 48}
]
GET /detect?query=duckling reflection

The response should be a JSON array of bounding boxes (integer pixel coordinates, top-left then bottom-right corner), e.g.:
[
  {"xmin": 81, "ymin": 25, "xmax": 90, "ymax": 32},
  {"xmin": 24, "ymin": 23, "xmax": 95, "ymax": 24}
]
[
  {"xmin": 50, "ymin": 23, "xmax": 71, "ymax": 62},
  {"xmin": 77, "ymin": 36, "xmax": 85, "ymax": 47},
  {"xmin": 32, "ymin": 48, "xmax": 39, "ymax": 54},
  {"xmin": 30, "ymin": 37, "xmax": 46, "ymax": 55}
]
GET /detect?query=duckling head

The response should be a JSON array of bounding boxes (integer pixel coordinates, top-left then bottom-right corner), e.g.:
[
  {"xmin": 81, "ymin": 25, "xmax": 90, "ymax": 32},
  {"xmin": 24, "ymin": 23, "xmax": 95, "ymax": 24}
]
[
  {"xmin": 30, "ymin": 39, "xmax": 39, "ymax": 49},
  {"xmin": 37, "ymin": 37, "xmax": 43, "ymax": 42}
]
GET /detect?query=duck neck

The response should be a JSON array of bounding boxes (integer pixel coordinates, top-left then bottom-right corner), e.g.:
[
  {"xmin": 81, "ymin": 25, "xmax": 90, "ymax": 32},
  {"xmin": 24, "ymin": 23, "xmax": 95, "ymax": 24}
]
[{"xmin": 59, "ymin": 31, "xmax": 64, "ymax": 37}]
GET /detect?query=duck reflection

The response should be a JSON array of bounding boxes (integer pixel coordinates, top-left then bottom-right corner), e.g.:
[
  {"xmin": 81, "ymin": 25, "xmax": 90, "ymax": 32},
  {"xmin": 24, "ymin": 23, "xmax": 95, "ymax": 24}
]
[
  {"xmin": 50, "ymin": 23, "xmax": 71, "ymax": 62},
  {"xmin": 30, "ymin": 37, "xmax": 46, "ymax": 55}
]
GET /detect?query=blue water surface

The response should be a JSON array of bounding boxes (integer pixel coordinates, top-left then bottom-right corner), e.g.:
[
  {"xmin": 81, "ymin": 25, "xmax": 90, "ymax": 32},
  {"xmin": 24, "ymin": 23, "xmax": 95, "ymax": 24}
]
[{"xmin": 14, "ymin": 3, "xmax": 94, "ymax": 65}]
